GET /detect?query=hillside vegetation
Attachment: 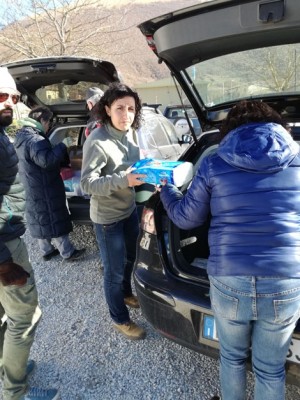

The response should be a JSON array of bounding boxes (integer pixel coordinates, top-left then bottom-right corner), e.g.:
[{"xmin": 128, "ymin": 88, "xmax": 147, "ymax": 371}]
[
  {"xmin": 0, "ymin": 0, "xmax": 200, "ymax": 86},
  {"xmin": 88, "ymin": 0, "xmax": 199, "ymax": 85}
]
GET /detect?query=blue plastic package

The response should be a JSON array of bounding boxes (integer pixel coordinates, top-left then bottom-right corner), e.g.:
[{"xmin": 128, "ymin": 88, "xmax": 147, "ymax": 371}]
[{"xmin": 132, "ymin": 158, "xmax": 193, "ymax": 186}]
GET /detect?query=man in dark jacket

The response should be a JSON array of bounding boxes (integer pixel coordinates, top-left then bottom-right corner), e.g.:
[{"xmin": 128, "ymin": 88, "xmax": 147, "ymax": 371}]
[
  {"xmin": 0, "ymin": 67, "xmax": 58, "ymax": 400},
  {"xmin": 84, "ymin": 87, "xmax": 103, "ymax": 138},
  {"xmin": 14, "ymin": 106, "xmax": 85, "ymax": 262}
]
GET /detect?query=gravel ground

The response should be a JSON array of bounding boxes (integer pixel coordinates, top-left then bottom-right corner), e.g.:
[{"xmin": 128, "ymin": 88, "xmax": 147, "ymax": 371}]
[{"xmin": 2, "ymin": 224, "xmax": 300, "ymax": 400}]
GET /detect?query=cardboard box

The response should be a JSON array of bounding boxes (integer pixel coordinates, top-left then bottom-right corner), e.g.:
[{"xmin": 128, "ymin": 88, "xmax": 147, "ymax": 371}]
[{"xmin": 132, "ymin": 158, "xmax": 193, "ymax": 186}]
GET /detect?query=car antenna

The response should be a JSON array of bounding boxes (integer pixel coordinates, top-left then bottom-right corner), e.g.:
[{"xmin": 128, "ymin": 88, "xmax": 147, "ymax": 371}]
[{"xmin": 171, "ymin": 72, "xmax": 198, "ymax": 144}]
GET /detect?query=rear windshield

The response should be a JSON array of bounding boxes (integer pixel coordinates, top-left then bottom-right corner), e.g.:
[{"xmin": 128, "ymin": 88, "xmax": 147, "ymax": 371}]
[
  {"xmin": 165, "ymin": 107, "xmax": 197, "ymax": 119},
  {"xmin": 35, "ymin": 82, "xmax": 109, "ymax": 105},
  {"xmin": 185, "ymin": 43, "xmax": 300, "ymax": 107}
]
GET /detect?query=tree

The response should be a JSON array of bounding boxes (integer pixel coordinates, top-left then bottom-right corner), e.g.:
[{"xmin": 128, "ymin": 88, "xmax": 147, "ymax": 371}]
[
  {"xmin": 0, "ymin": 0, "xmax": 134, "ymax": 61},
  {"xmin": 245, "ymin": 45, "xmax": 300, "ymax": 92},
  {"xmin": 0, "ymin": 0, "xmax": 198, "ymax": 85}
]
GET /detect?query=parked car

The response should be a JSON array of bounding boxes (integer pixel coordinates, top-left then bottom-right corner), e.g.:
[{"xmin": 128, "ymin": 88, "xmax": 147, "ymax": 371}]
[
  {"xmin": 163, "ymin": 104, "xmax": 202, "ymax": 138},
  {"xmin": 3, "ymin": 56, "xmax": 188, "ymax": 223},
  {"xmin": 134, "ymin": 0, "xmax": 300, "ymax": 387}
]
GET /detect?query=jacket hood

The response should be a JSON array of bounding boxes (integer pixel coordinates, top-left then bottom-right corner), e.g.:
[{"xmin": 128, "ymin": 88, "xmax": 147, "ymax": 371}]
[
  {"xmin": 217, "ymin": 122, "xmax": 299, "ymax": 173},
  {"xmin": 14, "ymin": 120, "xmax": 45, "ymax": 149},
  {"xmin": 17, "ymin": 117, "xmax": 44, "ymax": 132}
]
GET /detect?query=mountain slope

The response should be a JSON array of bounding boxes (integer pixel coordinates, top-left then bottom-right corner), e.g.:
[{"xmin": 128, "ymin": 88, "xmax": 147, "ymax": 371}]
[
  {"xmin": 0, "ymin": 0, "xmax": 200, "ymax": 85},
  {"xmin": 99, "ymin": 0, "xmax": 200, "ymax": 85}
]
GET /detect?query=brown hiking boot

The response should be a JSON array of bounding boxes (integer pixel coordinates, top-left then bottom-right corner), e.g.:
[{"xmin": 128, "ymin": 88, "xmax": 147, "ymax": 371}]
[
  {"xmin": 113, "ymin": 321, "xmax": 146, "ymax": 340},
  {"xmin": 124, "ymin": 295, "xmax": 140, "ymax": 309}
]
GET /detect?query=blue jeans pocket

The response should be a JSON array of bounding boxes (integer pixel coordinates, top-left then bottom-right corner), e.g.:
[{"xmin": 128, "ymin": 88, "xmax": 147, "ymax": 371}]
[
  {"xmin": 210, "ymin": 282, "xmax": 238, "ymax": 320},
  {"xmin": 274, "ymin": 293, "xmax": 300, "ymax": 324}
]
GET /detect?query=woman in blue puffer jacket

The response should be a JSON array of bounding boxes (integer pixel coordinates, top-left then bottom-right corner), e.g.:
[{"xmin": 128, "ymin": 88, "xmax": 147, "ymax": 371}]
[{"xmin": 160, "ymin": 100, "xmax": 300, "ymax": 400}]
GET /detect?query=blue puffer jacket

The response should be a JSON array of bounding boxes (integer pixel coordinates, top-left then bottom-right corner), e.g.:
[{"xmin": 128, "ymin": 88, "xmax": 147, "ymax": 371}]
[
  {"xmin": 160, "ymin": 122, "xmax": 300, "ymax": 277},
  {"xmin": 14, "ymin": 124, "xmax": 72, "ymax": 239},
  {"xmin": 0, "ymin": 128, "xmax": 26, "ymax": 263}
]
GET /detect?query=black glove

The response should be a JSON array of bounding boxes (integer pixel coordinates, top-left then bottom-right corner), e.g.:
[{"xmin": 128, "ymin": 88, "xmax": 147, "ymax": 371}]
[{"xmin": 0, "ymin": 260, "xmax": 30, "ymax": 286}]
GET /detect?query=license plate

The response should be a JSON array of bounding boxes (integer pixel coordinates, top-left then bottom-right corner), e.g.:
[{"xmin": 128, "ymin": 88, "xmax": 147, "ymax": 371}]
[
  {"xmin": 203, "ymin": 314, "xmax": 300, "ymax": 364},
  {"xmin": 203, "ymin": 314, "xmax": 218, "ymax": 341}
]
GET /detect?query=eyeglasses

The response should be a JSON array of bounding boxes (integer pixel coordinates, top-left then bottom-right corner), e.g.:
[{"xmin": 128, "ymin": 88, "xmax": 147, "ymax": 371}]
[{"xmin": 0, "ymin": 93, "xmax": 20, "ymax": 104}]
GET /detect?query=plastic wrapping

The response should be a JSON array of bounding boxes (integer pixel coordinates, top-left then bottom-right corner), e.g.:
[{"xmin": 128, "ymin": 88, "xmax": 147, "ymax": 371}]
[{"xmin": 132, "ymin": 158, "xmax": 193, "ymax": 186}]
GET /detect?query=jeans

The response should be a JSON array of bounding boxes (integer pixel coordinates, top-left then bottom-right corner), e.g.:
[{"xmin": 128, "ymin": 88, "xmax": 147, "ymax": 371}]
[
  {"xmin": 209, "ymin": 275, "xmax": 300, "ymax": 400},
  {"xmin": 38, "ymin": 234, "xmax": 75, "ymax": 259},
  {"xmin": 1, "ymin": 238, "xmax": 42, "ymax": 400},
  {"xmin": 94, "ymin": 209, "xmax": 139, "ymax": 324}
]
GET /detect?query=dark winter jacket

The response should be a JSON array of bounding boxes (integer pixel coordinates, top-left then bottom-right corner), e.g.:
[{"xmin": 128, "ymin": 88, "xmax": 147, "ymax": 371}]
[
  {"xmin": 160, "ymin": 122, "xmax": 300, "ymax": 277},
  {"xmin": 0, "ymin": 128, "xmax": 26, "ymax": 263},
  {"xmin": 14, "ymin": 121, "xmax": 73, "ymax": 239}
]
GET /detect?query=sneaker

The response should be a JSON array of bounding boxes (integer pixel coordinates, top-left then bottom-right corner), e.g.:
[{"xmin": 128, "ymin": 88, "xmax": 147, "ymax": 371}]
[
  {"xmin": 22, "ymin": 387, "xmax": 59, "ymax": 400},
  {"xmin": 26, "ymin": 360, "xmax": 36, "ymax": 378},
  {"xmin": 113, "ymin": 320, "xmax": 146, "ymax": 340},
  {"xmin": 42, "ymin": 249, "xmax": 59, "ymax": 261},
  {"xmin": 124, "ymin": 295, "xmax": 140, "ymax": 309},
  {"xmin": 64, "ymin": 248, "xmax": 86, "ymax": 262}
]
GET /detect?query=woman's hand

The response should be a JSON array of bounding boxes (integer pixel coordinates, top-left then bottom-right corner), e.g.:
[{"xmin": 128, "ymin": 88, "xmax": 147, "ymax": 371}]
[
  {"xmin": 127, "ymin": 172, "xmax": 146, "ymax": 187},
  {"xmin": 126, "ymin": 167, "xmax": 146, "ymax": 187},
  {"xmin": 154, "ymin": 179, "xmax": 167, "ymax": 192}
]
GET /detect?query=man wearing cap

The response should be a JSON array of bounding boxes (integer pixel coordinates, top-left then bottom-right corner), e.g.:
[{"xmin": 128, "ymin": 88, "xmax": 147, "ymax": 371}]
[
  {"xmin": 0, "ymin": 67, "xmax": 58, "ymax": 400},
  {"xmin": 85, "ymin": 86, "xmax": 104, "ymax": 137}
]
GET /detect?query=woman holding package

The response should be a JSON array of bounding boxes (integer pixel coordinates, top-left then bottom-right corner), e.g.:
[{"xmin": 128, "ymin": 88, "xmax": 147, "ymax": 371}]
[
  {"xmin": 81, "ymin": 82, "xmax": 146, "ymax": 340},
  {"xmin": 160, "ymin": 100, "xmax": 300, "ymax": 400}
]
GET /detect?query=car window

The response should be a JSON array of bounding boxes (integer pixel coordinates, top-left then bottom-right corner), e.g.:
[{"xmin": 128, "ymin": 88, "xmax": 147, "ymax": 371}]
[
  {"xmin": 49, "ymin": 125, "xmax": 85, "ymax": 146},
  {"xmin": 166, "ymin": 107, "xmax": 187, "ymax": 119},
  {"xmin": 36, "ymin": 82, "xmax": 109, "ymax": 105},
  {"xmin": 185, "ymin": 43, "xmax": 300, "ymax": 107}
]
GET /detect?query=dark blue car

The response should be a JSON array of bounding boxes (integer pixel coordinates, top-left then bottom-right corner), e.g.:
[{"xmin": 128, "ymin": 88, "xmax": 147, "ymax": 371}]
[{"xmin": 134, "ymin": 0, "xmax": 300, "ymax": 387}]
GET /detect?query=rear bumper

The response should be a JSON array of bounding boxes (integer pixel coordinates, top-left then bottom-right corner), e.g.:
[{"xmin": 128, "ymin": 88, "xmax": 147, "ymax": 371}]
[
  {"xmin": 134, "ymin": 271, "xmax": 219, "ymax": 359},
  {"xmin": 134, "ymin": 272, "xmax": 300, "ymax": 387}
]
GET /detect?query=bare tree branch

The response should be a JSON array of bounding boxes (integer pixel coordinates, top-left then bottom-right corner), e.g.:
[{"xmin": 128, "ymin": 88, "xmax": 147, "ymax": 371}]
[{"xmin": 0, "ymin": 0, "xmax": 134, "ymax": 60}]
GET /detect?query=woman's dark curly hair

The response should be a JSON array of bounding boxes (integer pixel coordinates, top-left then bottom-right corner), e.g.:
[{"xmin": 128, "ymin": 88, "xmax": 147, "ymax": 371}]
[
  {"xmin": 220, "ymin": 100, "xmax": 284, "ymax": 138},
  {"xmin": 93, "ymin": 82, "xmax": 142, "ymax": 130}
]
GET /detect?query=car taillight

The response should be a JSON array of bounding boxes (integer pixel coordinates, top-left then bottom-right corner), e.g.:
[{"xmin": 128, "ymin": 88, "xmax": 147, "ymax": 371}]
[
  {"xmin": 146, "ymin": 35, "xmax": 157, "ymax": 52},
  {"xmin": 140, "ymin": 207, "xmax": 157, "ymax": 235}
]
